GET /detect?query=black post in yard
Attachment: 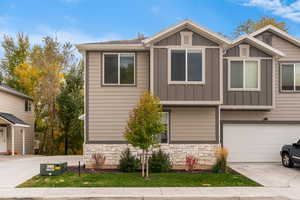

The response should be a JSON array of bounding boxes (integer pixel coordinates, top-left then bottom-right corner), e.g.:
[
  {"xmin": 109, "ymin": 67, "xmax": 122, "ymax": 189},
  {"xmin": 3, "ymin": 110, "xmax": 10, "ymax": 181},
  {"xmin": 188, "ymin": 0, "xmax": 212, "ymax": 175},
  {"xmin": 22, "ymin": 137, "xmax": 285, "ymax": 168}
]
[{"xmin": 79, "ymin": 161, "xmax": 81, "ymax": 177}]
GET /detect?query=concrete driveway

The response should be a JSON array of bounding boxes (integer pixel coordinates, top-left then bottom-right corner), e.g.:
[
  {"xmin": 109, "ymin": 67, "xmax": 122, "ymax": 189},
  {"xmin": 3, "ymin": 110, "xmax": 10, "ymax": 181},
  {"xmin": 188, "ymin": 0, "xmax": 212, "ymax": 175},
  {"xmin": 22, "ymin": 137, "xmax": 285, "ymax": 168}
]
[
  {"xmin": 230, "ymin": 163, "xmax": 300, "ymax": 188},
  {"xmin": 0, "ymin": 155, "xmax": 83, "ymax": 188}
]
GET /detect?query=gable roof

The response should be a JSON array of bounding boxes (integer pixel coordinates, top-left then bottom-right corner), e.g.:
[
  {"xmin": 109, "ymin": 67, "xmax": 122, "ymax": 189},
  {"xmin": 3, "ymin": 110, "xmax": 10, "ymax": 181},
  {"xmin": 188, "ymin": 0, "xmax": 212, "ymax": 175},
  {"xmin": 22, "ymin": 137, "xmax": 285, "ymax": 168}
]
[
  {"xmin": 143, "ymin": 19, "xmax": 231, "ymax": 46},
  {"xmin": 0, "ymin": 112, "xmax": 30, "ymax": 127},
  {"xmin": 230, "ymin": 35, "xmax": 285, "ymax": 57},
  {"xmin": 0, "ymin": 83, "xmax": 33, "ymax": 100},
  {"xmin": 250, "ymin": 25, "xmax": 300, "ymax": 48}
]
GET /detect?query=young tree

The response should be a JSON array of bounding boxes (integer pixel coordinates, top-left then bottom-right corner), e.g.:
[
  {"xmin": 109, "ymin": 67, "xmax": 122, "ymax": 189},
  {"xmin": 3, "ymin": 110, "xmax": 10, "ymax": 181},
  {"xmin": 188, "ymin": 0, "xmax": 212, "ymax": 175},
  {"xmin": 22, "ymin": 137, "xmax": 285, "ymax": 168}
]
[
  {"xmin": 57, "ymin": 61, "xmax": 84, "ymax": 155},
  {"xmin": 0, "ymin": 33, "xmax": 30, "ymax": 92},
  {"xmin": 124, "ymin": 92, "xmax": 165, "ymax": 178},
  {"xmin": 233, "ymin": 16, "xmax": 287, "ymax": 37}
]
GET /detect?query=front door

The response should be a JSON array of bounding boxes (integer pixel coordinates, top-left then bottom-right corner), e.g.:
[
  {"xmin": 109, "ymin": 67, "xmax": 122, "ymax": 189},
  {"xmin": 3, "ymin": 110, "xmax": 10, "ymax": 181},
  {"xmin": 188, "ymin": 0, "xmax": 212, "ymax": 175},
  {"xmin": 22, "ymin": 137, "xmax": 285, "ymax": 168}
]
[{"xmin": 0, "ymin": 127, "xmax": 7, "ymax": 153}]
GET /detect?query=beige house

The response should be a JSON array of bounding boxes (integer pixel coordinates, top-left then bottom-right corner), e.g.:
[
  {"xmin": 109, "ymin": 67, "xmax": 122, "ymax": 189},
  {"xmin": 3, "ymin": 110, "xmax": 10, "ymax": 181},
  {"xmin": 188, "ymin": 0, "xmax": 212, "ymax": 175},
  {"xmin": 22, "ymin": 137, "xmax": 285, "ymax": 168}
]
[
  {"xmin": 77, "ymin": 20, "xmax": 300, "ymax": 167},
  {"xmin": 0, "ymin": 83, "xmax": 34, "ymax": 155}
]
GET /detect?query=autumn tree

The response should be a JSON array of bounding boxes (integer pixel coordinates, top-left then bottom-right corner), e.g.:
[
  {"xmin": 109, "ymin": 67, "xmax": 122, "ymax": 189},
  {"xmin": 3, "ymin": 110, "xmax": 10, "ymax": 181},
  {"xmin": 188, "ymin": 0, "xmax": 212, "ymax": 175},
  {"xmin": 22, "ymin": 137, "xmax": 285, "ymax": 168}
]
[
  {"xmin": 124, "ymin": 92, "xmax": 165, "ymax": 178},
  {"xmin": 57, "ymin": 61, "xmax": 84, "ymax": 155},
  {"xmin": 0, "ymin": 33, "xmax": 30, "ymax": 92},
  {"xmin": 234, "ymin": 16, "xmax": 287, "ymax": 37}
]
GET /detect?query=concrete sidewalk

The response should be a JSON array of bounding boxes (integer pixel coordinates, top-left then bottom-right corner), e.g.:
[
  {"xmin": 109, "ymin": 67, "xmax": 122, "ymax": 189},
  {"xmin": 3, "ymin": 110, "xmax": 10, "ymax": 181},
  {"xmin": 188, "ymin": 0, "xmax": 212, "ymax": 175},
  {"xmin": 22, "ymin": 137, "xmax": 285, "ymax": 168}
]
[{"xmin": 0, "ymin": 187, "xmax": 298, "ymax": 199}]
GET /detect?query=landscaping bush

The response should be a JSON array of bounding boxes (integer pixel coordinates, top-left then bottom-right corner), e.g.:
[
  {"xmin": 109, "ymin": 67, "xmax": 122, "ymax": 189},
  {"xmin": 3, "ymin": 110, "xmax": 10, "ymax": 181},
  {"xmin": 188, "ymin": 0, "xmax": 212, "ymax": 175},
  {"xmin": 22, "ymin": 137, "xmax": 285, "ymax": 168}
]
[
  {"xmin": 185, "ymin": 155, "xmax": 199, "ymax": 171},
  {"xmin": 119, "ymin": 148, "xmax": 140, "ymax": 172},
  {"xmin": 149, "ymin": 149, "xmax": 172, "ymax": 172},
  {"xmin": 212, "ymin": 147, "xmax": 228, "ymax": 173},
  {"xmin": 92, "ymin": 153, "xmax": 106, "ymax": 169}
]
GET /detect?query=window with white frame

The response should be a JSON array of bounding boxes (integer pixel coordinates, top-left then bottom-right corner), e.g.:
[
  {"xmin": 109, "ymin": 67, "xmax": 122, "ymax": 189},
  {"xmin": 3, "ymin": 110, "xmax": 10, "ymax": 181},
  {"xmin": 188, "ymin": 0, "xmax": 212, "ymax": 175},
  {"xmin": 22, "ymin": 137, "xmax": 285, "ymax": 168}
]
[
  {"xmin": 229, "ymin": 60, "xmax": 260, "ymax": 90},
  {"xmin": 157, "ymin": 112, "xmax": 169, "ymax": 144},
  {"xmin": 281, "ymin": 63, "xmax": 300, "ymax": 92},
  {"xmin": 169, "ymin": 49, "xmax": 204, "ymax": 83},
  {"xmin": 103, "ymin": 53, "xmax": 135, "ymax": 85}
]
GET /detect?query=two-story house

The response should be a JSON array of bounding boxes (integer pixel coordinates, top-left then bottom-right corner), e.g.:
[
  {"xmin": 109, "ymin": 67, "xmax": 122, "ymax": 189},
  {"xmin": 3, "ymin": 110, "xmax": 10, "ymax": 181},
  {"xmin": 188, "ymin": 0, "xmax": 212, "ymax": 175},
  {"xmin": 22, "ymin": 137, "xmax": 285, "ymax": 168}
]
[
  {"xmin": 77, "ymin": 20, "xmax": 300, "ymax": 167},
  {"xmin": 0, "ymin": 83, "xmax": 34, "ymax": 155}
]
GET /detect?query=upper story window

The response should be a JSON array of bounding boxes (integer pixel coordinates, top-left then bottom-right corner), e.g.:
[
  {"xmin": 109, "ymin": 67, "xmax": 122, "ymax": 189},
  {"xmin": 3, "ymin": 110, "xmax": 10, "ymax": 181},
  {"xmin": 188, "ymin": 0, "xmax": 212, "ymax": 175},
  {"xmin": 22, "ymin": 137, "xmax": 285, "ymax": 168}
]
[
  {"xmin": 169, "ymin": 48, "xmax": 205, "ymax": 84},
  {"xmin": 25, "ymin": 99, "xmax": 31, "ymax": 112},
  {"xmin": 103, "ymin": 53, "xmax": 135, "ymax": 86},
  {"xmin": 281, "ymin": 63, "xmax": 300, "ymax": 92},
  {"xmin": 157, "ymin": 111, "xmax": 169, "ymax": 144},
  {"xmin": 229, "ymin": 60, "xmax": 260, "ymax": 91}
]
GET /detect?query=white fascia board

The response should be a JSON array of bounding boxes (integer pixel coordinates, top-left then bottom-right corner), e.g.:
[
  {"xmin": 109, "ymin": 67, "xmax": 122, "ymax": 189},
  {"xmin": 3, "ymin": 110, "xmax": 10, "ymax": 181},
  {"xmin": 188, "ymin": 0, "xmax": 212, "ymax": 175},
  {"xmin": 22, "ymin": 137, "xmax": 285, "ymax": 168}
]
[
  {"xmin": 75, "ymin": 44, "xmax": 146, "ymax": 51},
  {"xmin": 250, "ymin": 25, "xmax": 300, "ymax": 47},
  {"xmin": 143, "ymin": 19, "xmax": 231, "ymax": 46},
  {"xmin": 230, "ymin": 35, "xmax": 285, "ymax": 57}
]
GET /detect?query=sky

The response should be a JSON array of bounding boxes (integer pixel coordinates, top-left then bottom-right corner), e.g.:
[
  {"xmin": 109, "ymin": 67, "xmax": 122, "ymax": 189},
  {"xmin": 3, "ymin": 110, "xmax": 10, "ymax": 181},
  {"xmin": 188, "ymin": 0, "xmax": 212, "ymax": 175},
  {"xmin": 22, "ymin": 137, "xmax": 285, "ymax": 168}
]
[{"xmin": 0, "ymin": 0, "xmax": 300, "ymax": 57}]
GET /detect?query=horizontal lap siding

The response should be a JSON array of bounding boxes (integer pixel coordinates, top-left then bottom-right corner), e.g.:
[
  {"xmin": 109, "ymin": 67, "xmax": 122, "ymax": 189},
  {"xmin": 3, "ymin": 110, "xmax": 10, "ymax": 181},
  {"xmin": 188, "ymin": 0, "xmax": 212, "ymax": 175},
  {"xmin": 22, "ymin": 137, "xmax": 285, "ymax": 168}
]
[
  {"xmin": 171, "ymin": 107, "xmax": 216, "ymax": 141},
  {"xmin": 154, "ymin": 48, "xmax": 220, "ymax": 101},
  {"xmin": 87, "ymin": 51, "xmax": 149, "ymax": 142}
]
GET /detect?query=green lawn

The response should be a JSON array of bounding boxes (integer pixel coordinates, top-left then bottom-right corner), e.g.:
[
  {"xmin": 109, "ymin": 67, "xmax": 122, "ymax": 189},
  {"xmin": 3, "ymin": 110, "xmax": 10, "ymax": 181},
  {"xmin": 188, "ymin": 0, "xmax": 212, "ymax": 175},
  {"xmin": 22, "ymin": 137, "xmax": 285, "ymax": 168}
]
[{"xmin": 19, "ymin": 172, "xmax": 260, "ymax": 187}]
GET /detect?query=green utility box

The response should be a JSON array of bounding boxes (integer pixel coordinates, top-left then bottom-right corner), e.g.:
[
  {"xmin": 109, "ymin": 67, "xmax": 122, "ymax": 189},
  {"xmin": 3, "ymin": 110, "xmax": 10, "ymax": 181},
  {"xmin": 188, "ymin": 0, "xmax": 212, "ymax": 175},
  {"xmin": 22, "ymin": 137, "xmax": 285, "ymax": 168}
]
[{"xmin": 40, "ymin": 162, "xmax": 67, "ymax": 176}]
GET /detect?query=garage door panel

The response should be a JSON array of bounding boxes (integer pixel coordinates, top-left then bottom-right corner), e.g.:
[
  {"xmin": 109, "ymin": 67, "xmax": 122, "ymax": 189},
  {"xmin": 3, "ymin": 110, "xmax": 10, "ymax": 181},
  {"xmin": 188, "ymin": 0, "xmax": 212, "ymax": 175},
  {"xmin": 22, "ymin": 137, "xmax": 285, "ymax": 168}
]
[{"xmin": 223, "ymin": 124, "xmax": 300, "ymax": 162}]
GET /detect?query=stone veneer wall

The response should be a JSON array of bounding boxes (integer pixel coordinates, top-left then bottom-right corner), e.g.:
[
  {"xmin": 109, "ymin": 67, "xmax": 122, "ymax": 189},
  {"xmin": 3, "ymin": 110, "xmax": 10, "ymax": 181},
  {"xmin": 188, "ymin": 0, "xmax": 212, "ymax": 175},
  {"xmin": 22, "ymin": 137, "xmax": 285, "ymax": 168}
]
[{"xmin": 84, "ymin": 144, "xmax": 219, "ymax": 169}]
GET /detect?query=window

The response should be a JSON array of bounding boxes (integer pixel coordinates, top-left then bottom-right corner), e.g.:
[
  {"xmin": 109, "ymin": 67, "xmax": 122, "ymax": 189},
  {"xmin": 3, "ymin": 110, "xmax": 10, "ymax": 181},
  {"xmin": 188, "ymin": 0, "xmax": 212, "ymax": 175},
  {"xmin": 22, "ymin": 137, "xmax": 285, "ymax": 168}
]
[
  {"xmin": 25, "ymin": 100, "xmax": 31, "ymax": 112},
  {"xmin": 229, "ymin": 60, "xmax": 260, "ymax": 90},
  {"xmin": 157, "ymin": 112, "xmax": 169, "ymax": 144},
  {"xmin": 169, "ymin": 49, "xmax": 204, "ymax": 83},
  {"xmin": 281, "ymin": 63, "xmax": 300, "ymax": 92},
  {"xmin": 103, "ymin": 53, "xmax": 135, "ymax": 85}
]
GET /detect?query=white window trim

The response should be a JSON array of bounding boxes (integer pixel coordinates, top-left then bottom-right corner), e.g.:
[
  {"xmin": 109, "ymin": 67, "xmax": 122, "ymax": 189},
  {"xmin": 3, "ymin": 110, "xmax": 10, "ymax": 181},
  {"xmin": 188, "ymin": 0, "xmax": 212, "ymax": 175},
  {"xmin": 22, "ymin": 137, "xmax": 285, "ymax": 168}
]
[
  {"xmin": 102, "ymin": 52, "xmax": 135, "ymax": 86},
  {"xmin": 228, "ymin": 58, "xmax": 261, "ymax": 91},
  {"xmin": 168, "ymin": 47, "xmax": 205, "ymax": 85},
  {"xmin": 280, "ymin": 63, "xmax": 300, "ymax": 92},
  {"xmin": 159, "ymin": 111, "xmax": 170, "ymax": 144}
]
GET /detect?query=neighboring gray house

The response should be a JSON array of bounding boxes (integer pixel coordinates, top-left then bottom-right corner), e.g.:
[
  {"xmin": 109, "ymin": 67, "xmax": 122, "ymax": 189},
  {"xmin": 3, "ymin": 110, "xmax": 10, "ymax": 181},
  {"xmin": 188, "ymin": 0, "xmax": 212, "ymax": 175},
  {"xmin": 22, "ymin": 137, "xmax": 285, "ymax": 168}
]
[
  {"xmin": 77, "ymin": 20, "xmax": 300, "ymax": 167},
  {"xmin": 0, "ymin": 83, "xmax": 34, "ymax": 155}
]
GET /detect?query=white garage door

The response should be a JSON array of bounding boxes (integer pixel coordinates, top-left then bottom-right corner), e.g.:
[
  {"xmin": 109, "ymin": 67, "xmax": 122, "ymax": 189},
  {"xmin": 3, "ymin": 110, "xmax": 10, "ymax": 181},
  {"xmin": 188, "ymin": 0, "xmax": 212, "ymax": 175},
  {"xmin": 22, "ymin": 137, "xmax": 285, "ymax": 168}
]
[{"xmin": 223, "ymin": 123, "xmax": 300, "ymax": 162}]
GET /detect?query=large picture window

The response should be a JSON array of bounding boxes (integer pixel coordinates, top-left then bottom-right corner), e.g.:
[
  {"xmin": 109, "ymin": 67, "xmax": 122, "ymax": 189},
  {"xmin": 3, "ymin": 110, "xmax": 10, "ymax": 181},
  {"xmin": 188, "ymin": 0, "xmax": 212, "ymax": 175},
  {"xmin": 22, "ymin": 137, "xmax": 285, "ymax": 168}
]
[
  {"xmin": 281, "ymin": 63, "xmax": 300, "ymax": 92},
  {"xmin": 229, "ymin": 60, "xmax": 260, "ymax": 90},
  {"xmin": 103, "ymin": 53, "xmax": 135, "ymax": 85},
  {"xmin": 169, "ymin": 49, "xmax": 204, "ymax": 84}
]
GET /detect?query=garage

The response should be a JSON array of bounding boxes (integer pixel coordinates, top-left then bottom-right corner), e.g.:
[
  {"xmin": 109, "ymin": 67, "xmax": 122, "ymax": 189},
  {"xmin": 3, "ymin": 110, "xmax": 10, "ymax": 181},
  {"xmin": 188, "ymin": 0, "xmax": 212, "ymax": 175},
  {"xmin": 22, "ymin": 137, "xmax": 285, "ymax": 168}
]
[{"xmin": 223, "ymin": 123, "xmax": 300, "ymax": 162}]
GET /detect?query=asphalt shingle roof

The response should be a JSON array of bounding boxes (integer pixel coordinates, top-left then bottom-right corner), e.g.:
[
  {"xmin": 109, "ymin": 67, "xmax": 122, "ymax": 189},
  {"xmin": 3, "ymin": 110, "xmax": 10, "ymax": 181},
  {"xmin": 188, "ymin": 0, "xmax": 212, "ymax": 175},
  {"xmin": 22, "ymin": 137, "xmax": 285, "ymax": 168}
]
[{"xmin": 0, "ymin": 112, "xmax": 29, "ymax": 126}]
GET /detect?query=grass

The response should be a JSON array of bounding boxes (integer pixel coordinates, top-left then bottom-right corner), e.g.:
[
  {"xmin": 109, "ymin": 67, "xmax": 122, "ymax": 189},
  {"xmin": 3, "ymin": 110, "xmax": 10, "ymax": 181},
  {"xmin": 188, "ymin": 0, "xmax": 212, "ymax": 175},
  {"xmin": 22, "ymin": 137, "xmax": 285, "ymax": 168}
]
[{"xmin": 19, "ymin": 172, "xmax": 260, "ymax": 187}]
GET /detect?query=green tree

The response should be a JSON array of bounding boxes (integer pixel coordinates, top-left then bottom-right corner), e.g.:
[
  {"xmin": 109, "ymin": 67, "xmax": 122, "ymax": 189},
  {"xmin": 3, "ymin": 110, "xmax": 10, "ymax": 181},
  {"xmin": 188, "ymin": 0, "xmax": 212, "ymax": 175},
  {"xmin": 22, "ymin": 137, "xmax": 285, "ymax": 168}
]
[
  {"xmin": 57, "ymin": 61, "xmax": 84, "ymax": 155},
  {"xmin": 234, "ymin": 16, "xmax": 287, "ymax": 37},
  {"xmin": 124, "ymin": 92, "xmax": 165, "ymax": 178},
  {"xmin": 0, "ymin": 33, "xmax": 30, "ymax": 92}
]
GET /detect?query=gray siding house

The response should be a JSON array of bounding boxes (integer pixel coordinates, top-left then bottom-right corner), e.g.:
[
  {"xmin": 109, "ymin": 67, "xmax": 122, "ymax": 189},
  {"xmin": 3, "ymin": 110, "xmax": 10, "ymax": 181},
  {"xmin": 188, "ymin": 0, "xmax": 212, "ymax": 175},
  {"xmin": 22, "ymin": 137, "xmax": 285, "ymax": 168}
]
[
  {"xmin": 77, "ymin": 20, "xmax": 300, "ymax": 167},
  {"xmin": 0, "ymin": 83, "xmax": 34, "ymax": 155}
]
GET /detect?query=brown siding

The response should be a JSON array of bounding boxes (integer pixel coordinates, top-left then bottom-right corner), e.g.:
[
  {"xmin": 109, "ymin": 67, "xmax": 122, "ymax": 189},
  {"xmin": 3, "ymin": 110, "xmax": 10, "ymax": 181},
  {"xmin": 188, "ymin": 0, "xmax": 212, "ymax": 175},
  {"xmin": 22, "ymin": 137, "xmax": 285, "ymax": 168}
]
[
  {"xmin": 154, "ymin": 29, "xmax": 218, "ymax": 46},
  {"xmin": 170, "ymin": 107, "xmax": 217, "ymax": 142},
  {"xmin": 153, "ymin": 48, "xmax": 220, "ymax": 101},
  {"xmin": 223, "ymin": 59, "xmax": 273, "ymax": 106},
  {"xmin": 0, "ymin": 91, "xmax": 34, "ymax": 154},
  {"xmin": 224, "ymin": 43, "xmax": 271, "ymax": 57},
  {"xmin": 87, "ymin": 51, "xmax": 149, "ymax": 142}
]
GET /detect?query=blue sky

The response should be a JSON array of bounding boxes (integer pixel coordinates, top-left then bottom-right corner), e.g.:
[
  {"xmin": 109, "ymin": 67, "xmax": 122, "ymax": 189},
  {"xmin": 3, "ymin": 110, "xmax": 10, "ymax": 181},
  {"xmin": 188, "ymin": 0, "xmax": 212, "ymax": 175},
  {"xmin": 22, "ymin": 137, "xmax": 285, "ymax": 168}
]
[{"xmin": 1, "ymin": 0, "xmax": 300, "ymax": 57}]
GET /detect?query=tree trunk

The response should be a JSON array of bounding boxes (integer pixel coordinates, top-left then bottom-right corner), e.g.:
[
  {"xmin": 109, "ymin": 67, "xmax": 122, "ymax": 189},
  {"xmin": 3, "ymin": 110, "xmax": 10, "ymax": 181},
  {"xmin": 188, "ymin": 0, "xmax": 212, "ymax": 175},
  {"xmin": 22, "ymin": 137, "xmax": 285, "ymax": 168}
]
[
  {"xmin": 146, "ymin": 149, "xmax": 149, "ymax": 178},
  {"xmin": 141, "ymin": 149, "xmax": 145, "ymax": 177}
]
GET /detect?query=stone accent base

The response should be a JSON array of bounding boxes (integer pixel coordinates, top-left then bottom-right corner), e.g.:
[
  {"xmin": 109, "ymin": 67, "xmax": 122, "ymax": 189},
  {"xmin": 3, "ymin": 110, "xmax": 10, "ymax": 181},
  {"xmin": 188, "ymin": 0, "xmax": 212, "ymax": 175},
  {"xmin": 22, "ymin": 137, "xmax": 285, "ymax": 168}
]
[{"xmin": 84, "ymin": 143, "xmax": 219, "ymax": 169}]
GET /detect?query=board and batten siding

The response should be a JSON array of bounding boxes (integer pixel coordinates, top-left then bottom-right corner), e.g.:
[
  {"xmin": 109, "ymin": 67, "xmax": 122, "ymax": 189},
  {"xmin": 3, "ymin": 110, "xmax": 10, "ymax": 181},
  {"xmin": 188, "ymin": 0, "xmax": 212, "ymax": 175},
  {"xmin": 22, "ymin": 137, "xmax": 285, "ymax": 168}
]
[
  {"xmin": 153, "ymin": 48, "xmax": 220, "ymax": 101},
  {"xmin": 0, "ymin": 91, "xmax": 34, "ymax": 154},
  {"xmin": 154, "ymin": 28, "xmax": 218, "ymax": 46},
  {"xmin": 223, "ymin": 59, "xmax": 273, "ymax": 105},
  {"xmin": 86, "ymin": 51, "xmax": 150, "ymax": 142},
  {"xmin": 170, "ymin": 107, "xmax": 217, "ymax": 142}
]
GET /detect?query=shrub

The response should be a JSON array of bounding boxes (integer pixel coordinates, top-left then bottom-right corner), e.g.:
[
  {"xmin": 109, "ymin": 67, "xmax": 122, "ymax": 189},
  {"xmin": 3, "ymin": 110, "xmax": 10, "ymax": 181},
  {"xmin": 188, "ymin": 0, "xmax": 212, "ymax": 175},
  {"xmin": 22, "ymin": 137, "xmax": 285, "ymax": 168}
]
[
  {"xmin": 119, "ymin": 148, "xmax": 140, "ymax": 172},
  {"xmin": 149, "ymin": 149, "xmax": 172, "ymax": 172},
  {"xmin": 212, "ymin": 147, "xmax": 229, "ymax": 173},
  {"xmin": 185, "ymin": 155, "xmax": 199, "ymax": 171},
  {"xmin": 92, "ymin": 153, "xmax": 106, "ymax": 169}
]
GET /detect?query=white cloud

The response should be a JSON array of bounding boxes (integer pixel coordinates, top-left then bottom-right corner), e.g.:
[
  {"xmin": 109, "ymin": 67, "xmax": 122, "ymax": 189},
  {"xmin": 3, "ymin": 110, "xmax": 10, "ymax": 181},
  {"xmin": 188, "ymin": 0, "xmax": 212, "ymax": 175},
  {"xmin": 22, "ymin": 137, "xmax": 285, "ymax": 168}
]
[{"xmin": 243, "ymin": 0, "xmax": 300, "ymax": 22}]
